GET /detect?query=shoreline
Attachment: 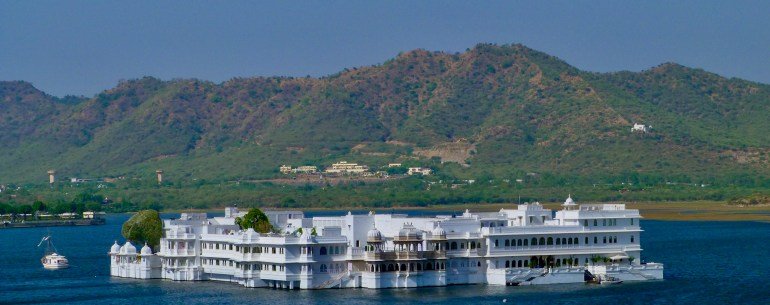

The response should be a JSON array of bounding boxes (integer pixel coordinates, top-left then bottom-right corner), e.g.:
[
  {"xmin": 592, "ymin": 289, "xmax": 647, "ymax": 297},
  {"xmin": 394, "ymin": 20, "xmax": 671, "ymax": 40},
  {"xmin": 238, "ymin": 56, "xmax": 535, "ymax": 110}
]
[{"xmin": 155, "ymin": 200, "xmax": 770, "ymax": 222}]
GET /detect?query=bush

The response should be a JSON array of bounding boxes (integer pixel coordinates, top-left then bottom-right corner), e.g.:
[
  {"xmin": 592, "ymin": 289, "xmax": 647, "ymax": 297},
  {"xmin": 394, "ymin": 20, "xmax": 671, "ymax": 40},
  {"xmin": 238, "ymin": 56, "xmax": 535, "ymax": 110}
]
[{"xmin": 235, "ymin": 208, "xmax": 274, "ymax": 233}]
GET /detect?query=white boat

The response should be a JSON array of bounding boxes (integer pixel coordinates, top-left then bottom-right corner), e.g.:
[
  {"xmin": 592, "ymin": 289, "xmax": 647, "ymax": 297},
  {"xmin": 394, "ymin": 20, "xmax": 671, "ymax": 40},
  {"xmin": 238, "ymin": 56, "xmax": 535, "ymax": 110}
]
[{"xmin": 38, "ymin": 234, "xmax": 69, "ymax": 269}]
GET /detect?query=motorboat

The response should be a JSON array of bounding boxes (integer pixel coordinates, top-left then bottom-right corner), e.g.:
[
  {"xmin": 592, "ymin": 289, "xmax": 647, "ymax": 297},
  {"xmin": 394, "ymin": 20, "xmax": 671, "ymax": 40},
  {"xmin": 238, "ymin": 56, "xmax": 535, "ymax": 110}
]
[{"xmin": 38, "ymin": 234, "xmax": 69, "ymax": 269}]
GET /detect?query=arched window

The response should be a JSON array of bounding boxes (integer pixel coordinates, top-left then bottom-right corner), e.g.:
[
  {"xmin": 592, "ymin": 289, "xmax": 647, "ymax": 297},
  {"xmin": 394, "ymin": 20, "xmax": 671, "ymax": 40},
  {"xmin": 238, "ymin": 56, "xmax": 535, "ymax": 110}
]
[
  {"xmin": 562, "ymin": 238, "xmax": 567, "ymax": 244},
  {"xmin": 556, "ymin": 238, "xmax": 561, "ymax": 245},
  {"xmin": 320, "ymin": 247, "xmax": 327, "ymax": 255},
  {"xmin": 505, "ymin": 240, "xmax": 510, "ymax": 247},
  {"xmin": 524, "ymin": 239, "xmax": 528, "ymax": 246},
  {"xmin": 441, "ymin": 262, "xmax": 445, "ymax": 270},
  {"xmin": 409, "ymin": 263, "xmax": 414, "ymax": 271},
  {"xmin": 494, "ymin": 239, "xmax": 499, "ymax": 247},
  {"xmin": 505, "ymin": 261, "xmax": 510, "ymax": 268},
  {"xmin": 594, "ymin": 236, "xmax": 598, "ymax": 244},
  {"xmin": 320, "ymin": 264, "xmax": 328, "ymax": 273},
  {"xmin": 477, "ymin": 261, "xmax": 481, "ymax": 267},
  {"xmin": 451, "ymin": 242, "xmax": 458, "ymax": 250},
  {"xmin": 518, "ymin": 260, "xmax": 523, "ymax": 267},
  {"xmin": 388, "ymin": 264, "xmax": 395, "ymax": 271},
  {"xmin": 567, "ymin": 238, "xmax": 573, "ymax": 245},
  {"xmin": 524, "ymin": 260, "xmax": 529, "ymax": 267},
  {"xmin": 593, "ymin": 219, "xmax": 598, "ymax": 226},
  {"xmin": 539, "ymin": 237, "xmax": 546, "ymax": 245},
  {"xmin": 531, "ymin": 238, "xmax": 537, "ymax": 246},
  {"xmin": 631, "ymin": 235, "xmax": 635, "ymax": 243},
  {"xmin": 370, "ymin": 265, "xmax": 374, "ymax": 272},
  {"xmin": 417, "ymin": 263, "xmax": 422, "ymax": 271},
  {"xmin": 400, "ymin": 264, "xmax": 406, "ymax": 271},
  {"xmin": 517, "ymin": 239, "xmax": 522, "ymax": 246},
  {"xmin": 471, "ymin": 242, "xmax": 477, "ymax": 249},
  {"xmin": 547, "ymin": 237, "xmax": 553, "ymax": 245},
  {"xmin": 573, "ymin": 238, "xmax": 578, "ymax": 245}
]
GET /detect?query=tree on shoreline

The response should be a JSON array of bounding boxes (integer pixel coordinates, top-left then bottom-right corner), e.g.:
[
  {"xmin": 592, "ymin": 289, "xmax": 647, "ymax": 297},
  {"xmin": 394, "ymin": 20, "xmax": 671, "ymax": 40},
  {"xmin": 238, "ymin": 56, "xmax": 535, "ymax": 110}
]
[{"xmin": 121, "ymin": 210, "xmax": 163, "ymax": 250}]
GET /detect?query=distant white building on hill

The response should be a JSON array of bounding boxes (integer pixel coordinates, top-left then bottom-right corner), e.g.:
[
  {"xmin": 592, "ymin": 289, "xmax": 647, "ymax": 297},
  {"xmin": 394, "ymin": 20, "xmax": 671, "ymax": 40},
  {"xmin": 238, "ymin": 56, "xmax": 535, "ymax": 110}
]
[
  {"xmin": 325, "ymin": 161, "xmax": 369, "ymax": 174},
  {"xmin": 407, "ymin": 167, "xmax": 432, "ymax": 176},
  {"xmin": 293, "ymin": 166, "xmax": 318, "ymax": 174},
  {"xmin": 631, "ymin": 123, "xmax": 651, "ymax": 133},
  {"xmin": 280, "ymin": 165, "xmax": 319, "ymax": 174}
]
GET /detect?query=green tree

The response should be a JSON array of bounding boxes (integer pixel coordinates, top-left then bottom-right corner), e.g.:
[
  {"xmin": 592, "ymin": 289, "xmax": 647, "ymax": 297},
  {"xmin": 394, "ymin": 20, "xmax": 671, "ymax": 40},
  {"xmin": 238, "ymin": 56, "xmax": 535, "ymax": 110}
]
[
  {"xmin": 18, "ymin": 205, "xmax": 33, "ymax": 220},
  {"xmin": 32, "ymin": 201, "xmax": 46, "ymax": 212},
  {"xmin": 0, "ymin": 203, "xmax": 12, "ymax": 214},
  {"xmin": 234, "ymin": 208, "xmax": 273, "ymax": 233},
  {"xmin": 85, "ymin": 202, "xmax": 102, "ymax": 212},
  {"xmin": 121, "ymin": 210, "xmax": 163, "ymax": 250}
]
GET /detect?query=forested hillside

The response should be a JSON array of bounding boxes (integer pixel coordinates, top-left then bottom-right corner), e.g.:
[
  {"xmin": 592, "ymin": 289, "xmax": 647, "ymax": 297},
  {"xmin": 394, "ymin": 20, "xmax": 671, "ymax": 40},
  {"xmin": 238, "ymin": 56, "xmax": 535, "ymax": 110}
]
[{"xmin": 2, "ymin": 44, "xmax": 769, "ymax": 188}]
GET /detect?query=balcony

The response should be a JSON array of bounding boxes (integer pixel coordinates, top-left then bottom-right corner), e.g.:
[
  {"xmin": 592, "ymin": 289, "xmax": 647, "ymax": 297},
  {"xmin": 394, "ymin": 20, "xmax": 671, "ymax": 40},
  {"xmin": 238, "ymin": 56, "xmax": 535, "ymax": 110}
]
[
  {"xmin": 160, "ymin": 249, "xmax": 197, "ymax": 256},
  {"xmin": 482, "ymin": 225, "xmax": 641, "ymax": 235},
  {"xmin": 487, "ymin": 244, "xmax": 642, "ymax": 257}
]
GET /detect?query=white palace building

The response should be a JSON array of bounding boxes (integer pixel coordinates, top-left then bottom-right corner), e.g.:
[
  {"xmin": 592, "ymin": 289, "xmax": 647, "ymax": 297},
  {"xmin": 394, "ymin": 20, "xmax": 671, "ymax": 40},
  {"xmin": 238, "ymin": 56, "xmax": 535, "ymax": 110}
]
[{"xmin": 109, "ymin": 196, "xmax": 663, "ymax": 289}]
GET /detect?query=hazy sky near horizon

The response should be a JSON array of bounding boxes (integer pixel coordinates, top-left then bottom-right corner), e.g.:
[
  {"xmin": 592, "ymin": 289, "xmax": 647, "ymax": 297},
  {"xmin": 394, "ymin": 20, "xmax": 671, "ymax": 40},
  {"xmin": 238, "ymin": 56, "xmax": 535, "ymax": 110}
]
[{"xmin": 1, "ymin": 0, "xmax": 769, "ymax": 97}]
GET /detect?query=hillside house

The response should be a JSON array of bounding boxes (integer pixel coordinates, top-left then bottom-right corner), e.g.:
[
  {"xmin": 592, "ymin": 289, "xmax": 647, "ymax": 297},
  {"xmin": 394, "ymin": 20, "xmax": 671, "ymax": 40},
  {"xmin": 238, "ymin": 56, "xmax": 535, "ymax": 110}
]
[
  {"xmin": 325, "ymin": 161, "xmax": 369, "ymax": 174},
  {"xmin": 631, "ymin": 123, "xmax": 650, "ymax": 133},
  {"xmin": 407, "ymin": 167, "xmax": 432, "ymax": 176}
]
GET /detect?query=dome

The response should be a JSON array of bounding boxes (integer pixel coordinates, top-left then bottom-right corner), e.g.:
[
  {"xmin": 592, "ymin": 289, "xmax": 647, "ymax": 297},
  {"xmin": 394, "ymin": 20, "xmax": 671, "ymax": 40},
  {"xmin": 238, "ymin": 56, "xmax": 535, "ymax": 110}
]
[
  {"xmin": 110, "ymin": 241, "xmax": 121, "ymax": 253},
  {"xmin": 367, "ymin": 228, "xmax": 383, "ymax": 242},
  {"xmin": 397, "ymin": 224, "xmax": 421, "ymax": 240},
  {"xmin": 563, "ymin": 194, "xmax": 576, "ymax": 206},
  {"xmin": 140, "ymin": 243, "xmax": 153, "ymax": 255},
  {"xmin": 120, "ymin": 241, "xmax": 137, "ymax": 255},
  {"xmin": 431, "ymin": 225, "xmax": 446, "ymax": 239}
]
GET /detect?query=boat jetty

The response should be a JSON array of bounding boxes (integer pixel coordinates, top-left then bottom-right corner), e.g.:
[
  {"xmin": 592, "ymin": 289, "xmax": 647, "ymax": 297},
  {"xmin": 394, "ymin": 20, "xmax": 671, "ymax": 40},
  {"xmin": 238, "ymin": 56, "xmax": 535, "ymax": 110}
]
[{"xmin": 1, "ymin": 211, "xmax": 106, "ymax": 229}]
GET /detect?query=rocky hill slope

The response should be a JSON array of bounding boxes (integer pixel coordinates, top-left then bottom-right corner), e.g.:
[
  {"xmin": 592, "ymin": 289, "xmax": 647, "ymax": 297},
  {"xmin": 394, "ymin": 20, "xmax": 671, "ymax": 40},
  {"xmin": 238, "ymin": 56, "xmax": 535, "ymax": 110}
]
[{"xmin": 2, "ymin": 44, "xmax": 769, "ymax": 184}]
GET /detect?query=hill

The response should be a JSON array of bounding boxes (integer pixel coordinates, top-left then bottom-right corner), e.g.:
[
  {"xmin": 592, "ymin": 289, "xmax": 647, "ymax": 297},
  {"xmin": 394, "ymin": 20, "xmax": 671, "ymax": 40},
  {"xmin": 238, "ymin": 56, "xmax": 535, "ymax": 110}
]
[{"xmin": 2, "ymin": 44, "xmax": 769, "ymax": 190}]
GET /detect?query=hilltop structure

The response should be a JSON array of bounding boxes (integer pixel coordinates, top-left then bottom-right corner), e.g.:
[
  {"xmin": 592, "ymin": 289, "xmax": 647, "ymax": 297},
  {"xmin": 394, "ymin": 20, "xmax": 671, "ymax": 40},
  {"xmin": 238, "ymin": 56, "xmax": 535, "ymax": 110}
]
[
  {"xmin": 631, "ymin": 123, "xmax": 651, "ymax": 133},
  {"xmin": 324, "ymin": 161, "xmax": 369, "ymax": 175},
  {"xmin": 109, "ymin": 196, "xmax": 663, "ymax": 289},
  {"xmin": 280, "ymin": 165, "xmax": 319, "ymax": 174},
  {"xmin": 407, "ymin": 167, "xmax": 432, "ymax": 176}
]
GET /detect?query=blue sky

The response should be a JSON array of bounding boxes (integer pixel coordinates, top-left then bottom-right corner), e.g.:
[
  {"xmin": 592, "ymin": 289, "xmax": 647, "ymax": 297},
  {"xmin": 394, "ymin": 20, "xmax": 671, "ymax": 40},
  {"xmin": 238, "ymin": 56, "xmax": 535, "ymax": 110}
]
[{"xmin": 1, "ymin": 0, "xmax": 768, "ymax": 97}]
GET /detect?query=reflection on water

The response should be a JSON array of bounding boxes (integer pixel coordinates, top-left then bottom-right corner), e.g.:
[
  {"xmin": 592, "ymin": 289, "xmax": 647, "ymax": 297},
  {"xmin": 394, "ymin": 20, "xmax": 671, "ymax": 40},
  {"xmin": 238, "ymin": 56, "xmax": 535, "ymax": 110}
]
[{"xmin": 1, "ymin": 213, "xmax": 769, "ymax": 304}]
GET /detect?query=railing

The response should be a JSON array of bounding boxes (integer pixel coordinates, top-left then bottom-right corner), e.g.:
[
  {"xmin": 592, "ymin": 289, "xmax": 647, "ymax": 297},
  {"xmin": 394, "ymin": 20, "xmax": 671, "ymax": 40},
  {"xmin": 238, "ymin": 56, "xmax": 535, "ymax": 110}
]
[
  {"xmin": 314, "ymin": 271, "xmax": 350, "ymax": 289},
  {"xmin": 488, "ymin": 244, "xmax": 641, "ymax": 254},
  {"xmin": 346, "ymin": 247, "xmax": 365, "ymax": 260},
  {"xmin": 161, "ymin": 249, "xmax": 197, "ymax": 256},
  {"xmin": 483, "ymin": 225, "xmax": 641, "ymax": 235}
]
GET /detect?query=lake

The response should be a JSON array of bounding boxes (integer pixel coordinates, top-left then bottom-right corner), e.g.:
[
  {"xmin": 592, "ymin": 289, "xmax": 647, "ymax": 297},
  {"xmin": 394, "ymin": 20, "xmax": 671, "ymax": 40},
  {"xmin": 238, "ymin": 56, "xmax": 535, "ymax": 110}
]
[{"xmin": 1, "ymin": 213, "xmax": 768, "ymax": 304}]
